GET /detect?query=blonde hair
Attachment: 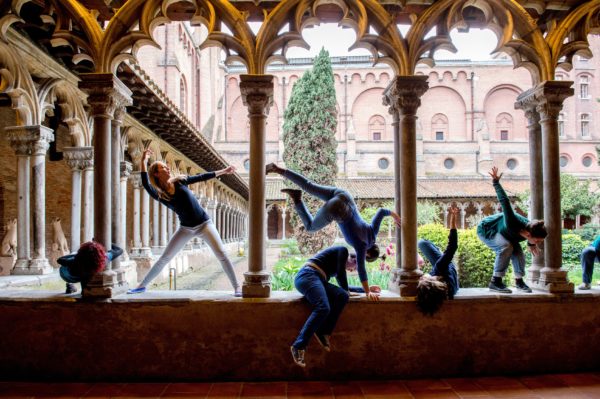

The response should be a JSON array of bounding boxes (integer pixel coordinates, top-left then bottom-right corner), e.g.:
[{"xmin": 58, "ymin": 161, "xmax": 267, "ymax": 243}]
[{"xmin": 148, "ymin": 161, "xmax": 185, "ymax": 201}]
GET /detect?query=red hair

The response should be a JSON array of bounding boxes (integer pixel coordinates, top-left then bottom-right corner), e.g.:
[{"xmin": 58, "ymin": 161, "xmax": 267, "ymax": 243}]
[{"xmin": 73, "ymin": 241, "xmax": 107, "ymax": 279}]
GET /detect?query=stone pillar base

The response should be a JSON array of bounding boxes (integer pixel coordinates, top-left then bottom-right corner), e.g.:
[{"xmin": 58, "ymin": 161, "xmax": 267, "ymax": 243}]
[
  {"xmin": 82, "ymin": 269, "xmax": 127, "ymax": 298},
  {"xmin": 11, "ymin": 258, "xmax": 53, "ymax": 275},
  {"xmin": 131, "ymin": 247, "xmax": 153, "ymax": 257},
  {"xmin": 387, "ymin": 268, "xmax": 423, "ymax": 297},
  {"xmin": 0, "ymin": 256, "xmax": 16, "ymax": 276},
  {"xmin": 113, "ymin": 259, "xmax": 137, "ymax": 287},
  {"xmin": 242, "ymin": 271, "xmax": 271, "ymax": 298},
  {"xmin": 534, "ymin": 269, "xmax": 574, "ymax": 293},
  {"xmin": 526, "ymin": 267, "xmax": 542, "ymax": 286}
]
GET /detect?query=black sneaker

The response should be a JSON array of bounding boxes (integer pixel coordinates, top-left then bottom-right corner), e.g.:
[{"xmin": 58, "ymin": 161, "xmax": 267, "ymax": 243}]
[
  {"xmin": 65, "ymin": 283, "xmax": 77, "ymax": 294},
  {"xmin": 314, "ymin": 333, "xmax": 331, "ymax": 352},
  {"xmin": 290, "ymin": 346, "xmax": 306, "ymax": 367},
  {"xmin": 515, "ymin": 279, "xmax": 532, "ymax": 293},
  {"xmin": 489, "ymin": 278, "xmax": 512, "ymax": 293}
]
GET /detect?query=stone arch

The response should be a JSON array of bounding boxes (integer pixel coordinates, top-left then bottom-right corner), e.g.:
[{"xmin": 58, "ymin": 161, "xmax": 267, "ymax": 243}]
[
  {"xmin": 419, "ymin": 86, "xmax": 467, "ymax": 141},
  {"xmin": 484, "ymin": 85, "xmax": 526, "ymax": 141},
  {"xmin": 495, "ymin": 112, "xmax": 514, "ymax": 141},
  {"xmin": 351, "ymin": 87, "xmax": 390, "ymax": 141},
  {"xmin": 431, "ymin": 113, "xmax": 449, "ymax": 141},
  {"xmin": 368, "ymin": 115, "xmax": 387, "ymax": 142}
]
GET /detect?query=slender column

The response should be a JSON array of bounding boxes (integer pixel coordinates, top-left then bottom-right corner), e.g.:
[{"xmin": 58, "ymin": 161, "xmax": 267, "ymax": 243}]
[
  {"xmin": 141, "ymin": 189, "xmax": 151, "ymax": 249},
  {"xmin": 160, "ymin": 204, "xmax": 168, "ymax": 246},
  {"xmin": 79, "ymin": 74, "xmax": 132, "ymax": 297},
  {"xmin": 459, "ymin": 203, "xmax": 466, "ymax": 229},
  {"xmin": 225, "ymin": 205, "xmax": 231, "ymax": 242},
  {"xmin": 64, "ymin": 147, "xmax": 93, "ymax": 252},
  {"xmin": 82, "ymin": 163, "xmax": 94, "ymax": 242},
  {"xmin": 6, "ymin": 127, "xmax": 32, "ymax": 273},
  {"xmin": 120, "ymin": 161, "xmax": 132, "ymax": 260},
  {"xmin": 152, "ymin": 199, "xmax": 160, "ymax": 252},
  {"xmin": 240, "ymin": 74, "xmax": 273, "ymax": 297},
  {"xmin": 534, "ymin": 81, "xmax": 574, "ymax": 293},
  {"xmin": 131, "ymin": 172, "xmax": 142, "ymax": 251},
  {"xmin": 516, "ymin": 93, "xmax": 545, "ymax": 284},
  {"xmin": 110, "ymin": 108, "xmax": 124, "ymax": 272},
  {"xmin": 383, "ymin": 76, "xmax": 428, "ymax": 296},
  {"xmin": 281, "ymin": 207, "xmax": 286, "ymax": 240},
  {"xmin": 7, "ymin": 126, "xmax": 54, "ymax": 274},
  {"xmin": 167, "ymin": 209, "xmax": 174, "ymax": 239}
]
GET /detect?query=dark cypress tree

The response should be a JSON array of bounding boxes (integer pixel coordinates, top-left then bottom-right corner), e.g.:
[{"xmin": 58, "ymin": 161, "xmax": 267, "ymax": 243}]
[{"xmin": 282, "ymin": 48, "xmax": 339, "ymax": 254}]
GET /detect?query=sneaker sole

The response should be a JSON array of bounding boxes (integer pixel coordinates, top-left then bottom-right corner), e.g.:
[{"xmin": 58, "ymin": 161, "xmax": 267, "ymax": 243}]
[
  {"xmin": 290, "ymin": 347, "xmax": 306, "ymax": 368},
  {"xmin": 314, "ymin": 334, "xmax": 331, "ymax": 352},
  {"xmin": 489, "ymin": 288, "xmax": 512, "ymax": 294},
  {"xmin": 516, "ymin": 288, "xmax": 532, "ymax": 293}
]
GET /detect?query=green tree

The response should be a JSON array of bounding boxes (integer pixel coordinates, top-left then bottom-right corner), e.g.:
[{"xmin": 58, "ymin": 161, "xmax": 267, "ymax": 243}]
[
  {"xmin": 282, "ymin": 48, "xmax": 338, "ymax": 254},
  {"xmin": 517, "ymin": 173, "xmax": 599, "ymax": 220}
]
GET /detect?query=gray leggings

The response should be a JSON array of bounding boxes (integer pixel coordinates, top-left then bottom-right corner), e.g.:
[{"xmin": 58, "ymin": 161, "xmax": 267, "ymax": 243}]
[{"xmin": 139, "ymin": 220, "xmax": 239, "ymax": 290}]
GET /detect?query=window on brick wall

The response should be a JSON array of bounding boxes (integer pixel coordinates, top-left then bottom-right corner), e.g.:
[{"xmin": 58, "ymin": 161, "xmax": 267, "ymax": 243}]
[
  {"xmin": 436, "ymin": 131, "xmax": 444, "ymax": 141},
  {"xmin": 496, "ymin": 112, "xmax": 513, "ymax": 140},
  {"xmin": 431, "ymin": 113, "xmax": 448, "ymax": 141},
  {"xmin": 180, "ymin": 78, "xmax": 187, "ymax": 114},
  {"xmin": 579, "ymin": 75, "xmax": 590, "ymax": 99},
  {"xmin": 580, "ymin": 113, "xmax": 590, "ymax": 137},
  {"xmin": 558, "ymin": 112, "xmax": 565, "ymax": 138},
  {"xmin": 368, "ymin": 115, "xmax": 386, "ymax": 141}
]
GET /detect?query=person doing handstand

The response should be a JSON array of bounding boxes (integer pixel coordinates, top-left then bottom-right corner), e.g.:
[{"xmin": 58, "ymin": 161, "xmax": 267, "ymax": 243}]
[
  {"xmin": 266, "ymin": 163, "xmax": 400, "ymax": 301},
  {"xmin": 416, "ymin": 205, "xmax": 460, "ymax": 315}
]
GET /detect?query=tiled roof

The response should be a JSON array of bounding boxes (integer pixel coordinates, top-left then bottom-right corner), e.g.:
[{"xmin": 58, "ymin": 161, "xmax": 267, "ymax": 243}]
[{"xmin": 265, "ymin": 177, "xmax": 530, "ymax": 201}]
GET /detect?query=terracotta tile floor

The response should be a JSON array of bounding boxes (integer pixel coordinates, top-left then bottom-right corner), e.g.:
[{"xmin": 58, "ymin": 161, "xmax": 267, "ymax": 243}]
[{"xmin": 0, "ymin": 373, "xmax": 599, "ymax": 398}]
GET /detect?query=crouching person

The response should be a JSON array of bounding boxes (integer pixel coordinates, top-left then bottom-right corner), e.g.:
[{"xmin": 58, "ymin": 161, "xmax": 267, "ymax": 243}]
[
  {"xmin": 58, "ymin": 241, "xmax": 123, "ymax": 294},
  {"xmin": 291, "ymin": 246, "xmax": 380, "ymax": 367}
]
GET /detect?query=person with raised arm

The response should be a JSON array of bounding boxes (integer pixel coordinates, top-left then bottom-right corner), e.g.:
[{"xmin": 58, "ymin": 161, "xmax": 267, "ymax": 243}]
[
  {"xmin": 266, "ymin": 163, "xmax": 400, "ymax": 301},
  {"xmin": 128, "ymin": 148, "xmax": 241, "ymax": 296},
  {"xmin": 477, "ymin": 167, "xmax": 547, "ymax": 293}
]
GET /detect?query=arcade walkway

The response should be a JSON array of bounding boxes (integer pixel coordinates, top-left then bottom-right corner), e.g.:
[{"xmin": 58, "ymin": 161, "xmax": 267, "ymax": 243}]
[{"xmin": 1, "ymin": 373, "xmax": 600, "ymax": 398}]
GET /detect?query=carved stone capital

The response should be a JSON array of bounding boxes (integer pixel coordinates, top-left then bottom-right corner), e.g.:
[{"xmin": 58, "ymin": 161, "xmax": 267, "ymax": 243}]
[
  {"xmin": 5, "ymin": 125, "xmax": 54, "ymax": 156},
  {"xmin": 120, "ymin": 161, "xmax": 133, "ymax": 179},
  {"xmin": 516, "ymin": 81, "xmax": 574, "ymax": 122},
  {"xmin": 79, "ymin": 73, "xmax": 133, "ymax": 119},
  {"xmin": 383, "ymin": 76, "xmax": 429, "ymax": 116},
  {"xmin": 239, "ymin": 75, "xmax": 274, "ymax": 116},
  {"xmin": 64, "ymin": 146, "xmax": 94, "ymax": 170},
  {"xmin": 130, "ymin": 171, "xmax": 143, "ymax": 189}
]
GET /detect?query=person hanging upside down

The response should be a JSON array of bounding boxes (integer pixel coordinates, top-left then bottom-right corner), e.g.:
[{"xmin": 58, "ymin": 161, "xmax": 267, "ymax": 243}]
[{"xmin": 266, "ymin": 163, "xmax": 400, "ymax": 301}]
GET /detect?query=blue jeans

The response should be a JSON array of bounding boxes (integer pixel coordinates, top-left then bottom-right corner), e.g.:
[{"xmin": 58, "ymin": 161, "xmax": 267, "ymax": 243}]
[
  {"xmin": 477, "ymin": 231, "xmax": 525, "ymax": 278},
  {"xmin": 283, "ymin": 169, "xmax": 354, "ymax": 232},
  {"xmin": 292, "ymin": 267, "xmax": 349, "ymax": 350},
  {"xmin": 418, "ymin": 239, "xmax": 442, "ymax": 266},
  {"xmin": 581, "ymin": 246, "xmax": 598, "ymax": 284}
]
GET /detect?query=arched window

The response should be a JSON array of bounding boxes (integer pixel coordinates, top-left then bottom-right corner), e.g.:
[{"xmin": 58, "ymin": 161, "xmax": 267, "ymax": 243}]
[
  {"xmin": 180, "ymin": 77, "xmax": 187, "ymax": 114},
  {"xmin": 579, "ymin": 75, "xmax": 590, "ymax": 99},
  {"xmin": 431, "ymin": 113, "xmax": 448, "ymax": 141},
  {"xmin": 580, "ymin": 113, "xmax": 590, "ymax": 137},
  {"xmin": 558, "ymin": 112, "xmax": 566, "ymax": 138},
  {"xmin": 496, "ymin": 113, "xmax": 513, "ymax": 141},
  {"xmin": 368, "ymin": 115, "xmax": 386, "ymax": 141}
]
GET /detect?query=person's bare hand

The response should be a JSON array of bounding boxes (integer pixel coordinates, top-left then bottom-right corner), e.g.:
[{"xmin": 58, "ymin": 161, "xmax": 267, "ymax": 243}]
[
  {"xmin": 366, "ymin": 291, "xmax": 380, "ymax": 301},
  {"xmin": 390, "ymin": 211, "xmax": 401, "ymax": 228},
  {"xmin": 142, "ymin": 149, "xmax": 153, "ymax": 163},
  {"xmin": 527, "ymin": 243, "xmax": 540, "ymax": 257},
  {"xmin": 489, "ymin": 166, "xmax": 502, "ymax": 181},
  {"xmin": 222, "ymin": 165, "xmax": 236, "ymax": 175}
]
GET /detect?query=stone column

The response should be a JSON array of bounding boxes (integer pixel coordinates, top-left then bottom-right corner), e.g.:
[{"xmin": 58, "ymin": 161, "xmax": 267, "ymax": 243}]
[
  {"xmin": 6, "ymin": 126, "xmax": 54, "ymax": 274},
  {"xmin": 225, "ymin": 205, "xmax": 231, "ymax": 242},
  {"xmin": 459, "ymin": 203, "xmax": 467, "ymax": 229},
  {"xmin": 131, "ymin": 172, "xmax": 142, "ymax": 252},
  {"xmin": 120, "ymin": 161, "xmax": 132, "ymax": 260},
  {"xmin": 110, "ymin": 108, "xmax": 124, "ymax": 272},
  {"xmin": 516, "ymin": 94, "xmax": 545, "ymax": 285},
  {"xmin": 160, "ymin": 204, "xmax": 168, "ymax": 246},
  {"xmin": 79, "ymin": 74, "xmax": 132, "ymax": 297},
  {"xmin": 281, "ymin": 206, "xmax": 286, "ymax": 240},
  {"xmin": 167, "ymin": 209, "xmax": 174, "ymax": 240},
  {"xmin": 533, "ymin": 81, "xmax": 574, "ymax": 293},
  {"xmin": 240, "ymin": 74, "xmax": 273, "ymax": 297},
  {"xmin": 443, "ymin": 207, "xmax": 449, "ymax": 228},
  {"xmin": 6, "ymin": 127, "xmax": 32, "ymax": 272},
  {"xmin": 141, "ymin": 189, "xmax": 151, "ymax": 253},
  {"xmin": 64, "ymin": 147, "xmax": 93, "ymax": 252},
  {"xmin": 82, "ymin": 162, "xmax": 94, "ymax": 242},
  {"xmin": 383, "ymin": 76, "xmax": 428, "ymax": 296},
  {"xmin": 152, "ymin": 199, "xmax": 160, "ymax": 253}
]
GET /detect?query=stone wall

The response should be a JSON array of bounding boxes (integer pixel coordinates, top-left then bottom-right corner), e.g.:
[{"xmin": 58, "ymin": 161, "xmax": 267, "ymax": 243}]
[{"xmin": 0, "ymin": 291, "xmax": 598, "ymax": 381}]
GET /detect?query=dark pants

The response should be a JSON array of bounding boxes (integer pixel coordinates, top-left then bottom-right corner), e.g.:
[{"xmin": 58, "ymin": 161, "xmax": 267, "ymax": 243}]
[
  {"xmin": 418, "ymin": 239, "xmax": 442, "ymax": 265},
  {"xmin": 581, "ymin": 246, "xmax": 599, "ymax": 284},
  {"xmin": 283, "ymin": 169, "xmax": 354, "ymax": 232},
  {"xmin": 292, "ymin": 267, "xmax": 349, "ymax": 350}
]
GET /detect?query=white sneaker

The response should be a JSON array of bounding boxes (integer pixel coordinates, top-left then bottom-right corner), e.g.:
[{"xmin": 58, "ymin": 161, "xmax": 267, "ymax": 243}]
[{"xmin": 578, "ymin": 283, "xmax": 591, "ymax": 290}]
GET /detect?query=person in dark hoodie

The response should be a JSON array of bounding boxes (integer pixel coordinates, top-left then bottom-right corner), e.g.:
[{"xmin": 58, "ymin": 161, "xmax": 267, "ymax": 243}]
[
  {"xmin": 416, "ymin": 205, "xmax": 460, "ymax": 315},
  {"xmin": 290, "ymin": 245, "xmax": 380, "ymax": 368}
]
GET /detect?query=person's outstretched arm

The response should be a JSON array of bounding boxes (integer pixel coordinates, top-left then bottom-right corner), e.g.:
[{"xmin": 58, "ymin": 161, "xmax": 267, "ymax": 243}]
[
  {"xmin": 489, "ymin": 167, "xmax": 520, "ymax": 229},
  {"xmin": 185, "ymin": 165, "xmax": 236, "ymax": 185},
  {"xmin": 355, "ymin": 247, "xmax": 379, "ymax": 301},
  {"xmin": 140, "ymin": 149, "xmax": 160, "ymax": 201},
  {"xmin": 334, "ymin": 247, "xmax": 350, "ymax": 292},
  {"xmin": 370, "ymin": 209, "xmax": 401, "ymax": 236},
  {"xmin": 433, "ymin": 207, "xmax": 459, "ymax": 276}
]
